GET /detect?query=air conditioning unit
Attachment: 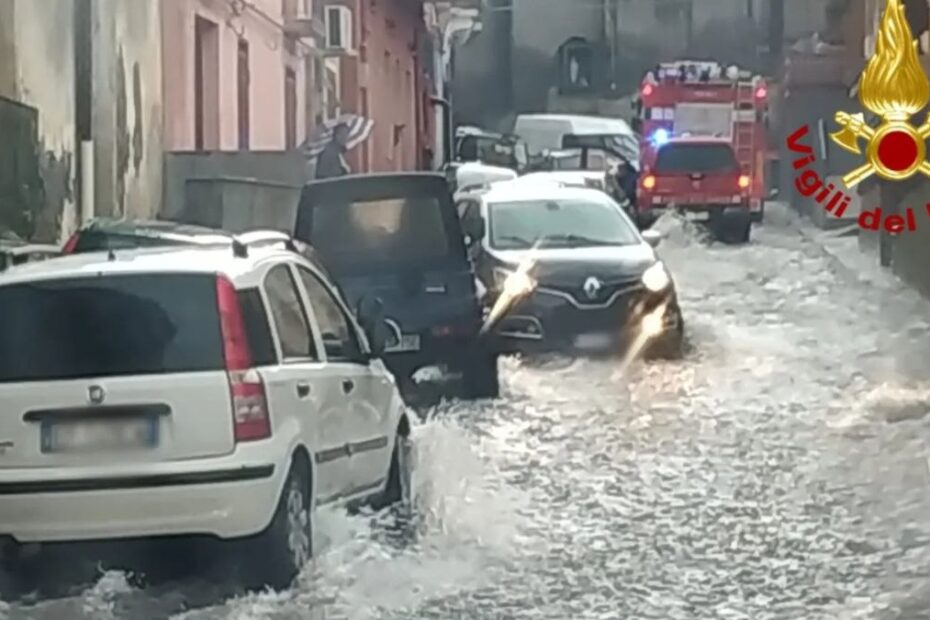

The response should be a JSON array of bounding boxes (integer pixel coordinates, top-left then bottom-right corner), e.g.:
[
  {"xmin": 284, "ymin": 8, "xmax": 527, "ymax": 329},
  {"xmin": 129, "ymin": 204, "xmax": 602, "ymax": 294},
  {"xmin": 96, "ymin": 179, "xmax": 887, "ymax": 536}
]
[
  {"xmin": 325, "ymin": 5, "xmax": 353, "ymax": 51},
  {"xmin": 298, "ymin": 0, "xmax": 313, "ymax": 19}
]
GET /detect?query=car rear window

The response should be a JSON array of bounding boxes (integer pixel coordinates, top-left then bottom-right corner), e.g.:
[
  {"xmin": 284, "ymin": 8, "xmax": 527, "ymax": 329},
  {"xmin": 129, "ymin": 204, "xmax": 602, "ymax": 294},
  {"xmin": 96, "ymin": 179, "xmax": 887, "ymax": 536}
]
[
  {"xmin": 654, "ymin": 143, "xmax": 739, "ymax": 174},
  {"xmin": 0, "ymin": 273, "xmax": 224, "ymax": 383},
  {"xmin": 309, "ymin": 197, "xmax": 452, "ymax": 272}
]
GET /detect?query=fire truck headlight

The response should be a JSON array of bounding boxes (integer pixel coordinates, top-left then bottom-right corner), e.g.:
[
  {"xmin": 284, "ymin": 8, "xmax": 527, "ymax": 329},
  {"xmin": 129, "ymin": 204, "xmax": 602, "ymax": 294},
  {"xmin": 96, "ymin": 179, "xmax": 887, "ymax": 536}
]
[{"xmin": 642, "ymin": 261, "xmax": 671, "ymax": 292}]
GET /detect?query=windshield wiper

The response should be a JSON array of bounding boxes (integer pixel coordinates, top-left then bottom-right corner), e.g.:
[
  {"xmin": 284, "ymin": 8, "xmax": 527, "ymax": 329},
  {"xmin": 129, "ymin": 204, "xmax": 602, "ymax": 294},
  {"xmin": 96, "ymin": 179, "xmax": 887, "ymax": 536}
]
[
  {"xmin": 495, "ymin": 235, "xmax": 534, "ymax": 248},
  {"xmin": 542, "ymin": 234, "xmax": 625, "ymax": 247}
]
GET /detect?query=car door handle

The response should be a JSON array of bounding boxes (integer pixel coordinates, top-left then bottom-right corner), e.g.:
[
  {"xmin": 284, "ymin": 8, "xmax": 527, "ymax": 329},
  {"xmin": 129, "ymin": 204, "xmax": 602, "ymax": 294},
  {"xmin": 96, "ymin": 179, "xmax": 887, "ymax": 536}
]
[
  {"xmin": 342, "ymin": 379, "xmax": 354, "ymax": 395},
  {"xmin": 296, "ymin": 382, "xmax": 311, "ymax": 398}
]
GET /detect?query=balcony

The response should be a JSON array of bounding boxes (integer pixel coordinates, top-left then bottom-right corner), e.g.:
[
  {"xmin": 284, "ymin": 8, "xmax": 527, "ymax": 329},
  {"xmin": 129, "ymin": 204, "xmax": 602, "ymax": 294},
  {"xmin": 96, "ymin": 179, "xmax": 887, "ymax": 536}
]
[{"xmin": 283, "ymin": 0, "xmax": 326, "ymax": 44}]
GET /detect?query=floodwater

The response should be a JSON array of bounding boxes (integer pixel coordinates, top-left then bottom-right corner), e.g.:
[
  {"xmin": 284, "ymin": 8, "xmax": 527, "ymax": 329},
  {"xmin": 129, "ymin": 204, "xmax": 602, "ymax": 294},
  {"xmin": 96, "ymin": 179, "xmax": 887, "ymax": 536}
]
[{"xmin": 6, "ymin": 205, "xmax": 930, "ymax": 620}]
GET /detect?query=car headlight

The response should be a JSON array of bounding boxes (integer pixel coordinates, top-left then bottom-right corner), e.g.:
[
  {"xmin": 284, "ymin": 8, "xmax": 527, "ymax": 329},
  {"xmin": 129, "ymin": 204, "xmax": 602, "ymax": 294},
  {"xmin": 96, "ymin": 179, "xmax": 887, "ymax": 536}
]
[
  {"xmin": 642, "ymin": 261, "xmax": 671, "ymax": 292},
  {"xmin": 493, "ymin": 266, "xmax": 536, "ymax": 298}
]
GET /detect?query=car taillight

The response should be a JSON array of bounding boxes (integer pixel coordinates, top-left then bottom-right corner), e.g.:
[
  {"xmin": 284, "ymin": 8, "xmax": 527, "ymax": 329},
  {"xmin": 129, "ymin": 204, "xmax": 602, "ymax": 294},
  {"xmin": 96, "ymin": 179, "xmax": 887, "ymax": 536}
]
[
  {"xmin": 738, "ymin": 175, "xmax": 751, "ymax": 190},
  {"xmin": 62, "ymin": 232, "xmax": 80, "ymax": 254},
  {"xmin": 216, "ymin": 276, "xmax": 271, "ymax": 442},
  {"xmin": 642, "ymin": 175, "xmax": 656, "ymax": 190}
]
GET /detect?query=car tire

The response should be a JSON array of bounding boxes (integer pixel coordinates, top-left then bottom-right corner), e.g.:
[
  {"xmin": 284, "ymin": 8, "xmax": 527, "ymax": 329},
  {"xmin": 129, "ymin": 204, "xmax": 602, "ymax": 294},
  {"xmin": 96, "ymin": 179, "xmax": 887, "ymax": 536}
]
[
  {"xmin": 461, "ymin": 349, "xmax": 500, "ymax": 399},
  {"xmin": 646, "ymin": 315, "xmax": 685, "ymax": 360},
  {"xmin": 714, "ymin": 215, "xmax": 752, "ymax": 245},
  {"xmin": 371, "ymin": 430, "xmax": 415, "ymax": 514},
  {"xmin": 240, "ymin": 460, "xmax": 313, "ymax": 591}
]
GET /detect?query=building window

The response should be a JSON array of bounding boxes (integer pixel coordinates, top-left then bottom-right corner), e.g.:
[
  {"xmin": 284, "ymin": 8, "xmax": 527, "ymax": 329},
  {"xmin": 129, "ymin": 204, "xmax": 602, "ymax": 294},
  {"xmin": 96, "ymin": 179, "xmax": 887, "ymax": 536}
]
[
  {"xmin": 299, "ymin": 0, "xmax": 313, "ymax": 18},
  {"xmin": 285, "ymin": 67, "xmax": 297, "ymax": 150},
  {"xmin": 237, "ymin": 39, "xmax": 250, "ymax": 150},
  {"xmin": 194, "ymin": 16, "xmax": 220, "ymax": 150},
  {"xmin": 558, "ymin": 38, "xmax": 594, "ymax": 94}
]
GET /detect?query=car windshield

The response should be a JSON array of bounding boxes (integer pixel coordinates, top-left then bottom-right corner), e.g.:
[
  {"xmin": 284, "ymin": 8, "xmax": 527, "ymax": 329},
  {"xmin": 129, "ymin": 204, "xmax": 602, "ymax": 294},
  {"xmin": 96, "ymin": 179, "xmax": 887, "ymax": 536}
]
[
  {"xmin": 0, "ymin": 274, "xmax": 224, "ymax": 383},
  {"xmin": 309, "ymin": 196, "xmax": 453, "ymax": 272},
  {"xmin": 655, "ymin": 143, "xmax": 739, "ymax": 174},
  {"xmin": 488, "ymin": 195, "xmax": 640, "ymax": 249}
]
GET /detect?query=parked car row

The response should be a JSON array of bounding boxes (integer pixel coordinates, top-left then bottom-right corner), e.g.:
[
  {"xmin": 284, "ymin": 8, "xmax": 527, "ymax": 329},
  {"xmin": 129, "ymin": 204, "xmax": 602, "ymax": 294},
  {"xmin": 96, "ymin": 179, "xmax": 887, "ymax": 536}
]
[{"xmin": 0, "ymin": 164, "xmax": 684, "ymax": 595}]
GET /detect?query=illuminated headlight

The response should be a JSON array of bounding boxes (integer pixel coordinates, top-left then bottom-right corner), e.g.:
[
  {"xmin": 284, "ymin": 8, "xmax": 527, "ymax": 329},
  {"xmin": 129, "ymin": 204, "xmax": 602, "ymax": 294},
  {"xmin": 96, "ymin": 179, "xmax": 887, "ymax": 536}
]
[
  {"xmin": 493, "ymin": 267, "xmax": 536, "ymax": 298},
  {"xmin": 642, "ymin": 261, "xmax": 671, "ymax": 292}
]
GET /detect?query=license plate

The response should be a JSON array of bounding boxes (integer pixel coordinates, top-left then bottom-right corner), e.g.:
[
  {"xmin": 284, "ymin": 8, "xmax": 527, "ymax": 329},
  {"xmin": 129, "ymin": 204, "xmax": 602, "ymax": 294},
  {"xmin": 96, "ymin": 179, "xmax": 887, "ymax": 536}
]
[
  {"xmin": 386, "ymin": 334, "xmax": 420, "ymax": 353},
  {"xmin": 41, "ymin": 417, "xmax": 158, "ymax": 454},
  {"xmin": 574, "ymin": 333, "xmax": 612, "ymax": 350}
]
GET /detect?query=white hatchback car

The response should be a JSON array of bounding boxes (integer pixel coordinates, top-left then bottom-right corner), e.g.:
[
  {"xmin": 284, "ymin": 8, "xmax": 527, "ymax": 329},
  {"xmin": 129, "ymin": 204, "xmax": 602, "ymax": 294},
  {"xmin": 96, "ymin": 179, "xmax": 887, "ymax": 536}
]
[{"xmin": 0, "ymin": 238, "xmax": 413, "ymax": 589}]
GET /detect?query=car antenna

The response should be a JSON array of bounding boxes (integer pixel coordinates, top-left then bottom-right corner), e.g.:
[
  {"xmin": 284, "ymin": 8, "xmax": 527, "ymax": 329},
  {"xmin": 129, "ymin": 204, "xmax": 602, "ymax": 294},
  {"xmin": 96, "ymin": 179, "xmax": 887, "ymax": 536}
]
[{"xmin": 231, "ymin": 238, "xmax": 248, "ymax": 258}]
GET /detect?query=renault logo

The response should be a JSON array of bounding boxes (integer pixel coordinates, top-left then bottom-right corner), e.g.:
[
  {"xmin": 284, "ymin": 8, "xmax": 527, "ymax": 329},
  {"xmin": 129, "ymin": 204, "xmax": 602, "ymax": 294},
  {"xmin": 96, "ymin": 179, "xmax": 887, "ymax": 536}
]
[
  {"xmin": 88, "ymin": 385, "xmax": 106, "ymax": 405},
  {"xmin": 583, "ymin": 277, "xmax": 602, "ymax": 300}
]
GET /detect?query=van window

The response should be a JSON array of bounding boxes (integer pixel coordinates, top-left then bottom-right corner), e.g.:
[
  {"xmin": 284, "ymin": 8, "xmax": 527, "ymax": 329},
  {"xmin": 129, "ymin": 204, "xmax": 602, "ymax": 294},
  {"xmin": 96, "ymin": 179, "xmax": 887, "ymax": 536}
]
[
  {"xmin": 655, "ymin": 143, "xmax": 739, "ymax": 174},
  {"xmin": 0, "ymin": 274, "xmax": 224, "ymax": 383}
]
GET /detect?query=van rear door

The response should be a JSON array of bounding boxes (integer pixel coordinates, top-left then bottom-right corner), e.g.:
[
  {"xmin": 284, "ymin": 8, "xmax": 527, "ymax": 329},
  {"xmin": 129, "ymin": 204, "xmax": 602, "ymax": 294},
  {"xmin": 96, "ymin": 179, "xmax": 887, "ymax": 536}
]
[
  {"xmin": 294, "ymin": 174, "xmax": 481, "ymax": 340},
  {"xmin": 0, "ymin": 273, "xmax": 236, "ymax": 468}
]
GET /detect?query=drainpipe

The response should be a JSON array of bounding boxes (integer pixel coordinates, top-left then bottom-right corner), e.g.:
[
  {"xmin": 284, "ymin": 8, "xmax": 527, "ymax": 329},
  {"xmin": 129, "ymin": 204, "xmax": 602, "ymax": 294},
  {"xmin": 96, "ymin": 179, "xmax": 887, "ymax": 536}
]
[
  {"xmin": 435, "ymin": 8, "xmax": 479, "ymax": 168},
  {"xmin": 81, "ymin": 141, "xmax": 95, "ymax": 223},
  {"xmin": 431, "ymin": 96, "xmax": 452, "ymax": 165}
]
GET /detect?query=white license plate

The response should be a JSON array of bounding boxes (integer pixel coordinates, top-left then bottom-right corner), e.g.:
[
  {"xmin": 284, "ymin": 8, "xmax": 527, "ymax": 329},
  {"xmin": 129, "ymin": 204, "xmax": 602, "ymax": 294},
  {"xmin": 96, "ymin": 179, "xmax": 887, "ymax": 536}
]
[
  {"xmin": 386, "ymin": 334, "xmax": 421, "ymax": 353},
  {"xmin": 574, "ymin": 333, "xmax": 612, "ymax": 350},
  {"xmin": 42, "ymin": 418, "xmax": 158, "ymax": 453}
]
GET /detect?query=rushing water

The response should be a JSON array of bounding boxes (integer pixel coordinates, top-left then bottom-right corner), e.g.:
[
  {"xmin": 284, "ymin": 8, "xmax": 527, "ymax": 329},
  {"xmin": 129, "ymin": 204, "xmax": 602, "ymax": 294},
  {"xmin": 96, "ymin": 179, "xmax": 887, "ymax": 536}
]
[{"xmin": 6, "ymin": 205, "xmax": 930, "ymax": 620}]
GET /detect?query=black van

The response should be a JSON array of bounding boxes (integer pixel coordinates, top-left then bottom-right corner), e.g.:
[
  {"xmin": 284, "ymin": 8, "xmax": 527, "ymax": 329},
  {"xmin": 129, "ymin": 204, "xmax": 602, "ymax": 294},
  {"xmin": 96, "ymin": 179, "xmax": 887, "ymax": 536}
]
[{"xmin": 295, "ymin": 173, "xmax": 499, "ymax": 399}]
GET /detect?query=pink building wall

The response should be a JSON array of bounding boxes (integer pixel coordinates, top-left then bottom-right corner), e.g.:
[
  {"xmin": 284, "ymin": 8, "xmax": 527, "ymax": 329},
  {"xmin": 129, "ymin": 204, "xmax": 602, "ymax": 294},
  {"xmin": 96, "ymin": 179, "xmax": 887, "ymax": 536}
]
[
  {"xmin": 161, "ymin": 0, "xmax": 308, "ymax": 152},
  {"xmin": 336, "ymin": 0, "xmax": 430, "ymax": 173}
]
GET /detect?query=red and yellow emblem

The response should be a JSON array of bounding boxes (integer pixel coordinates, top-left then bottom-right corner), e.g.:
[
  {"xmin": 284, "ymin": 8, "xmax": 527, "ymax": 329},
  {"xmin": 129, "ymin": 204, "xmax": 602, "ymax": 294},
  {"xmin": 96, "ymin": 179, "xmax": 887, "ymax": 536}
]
[{"xmin": 832, "ymin": 0, "xmax": 930, "ymax": 187}]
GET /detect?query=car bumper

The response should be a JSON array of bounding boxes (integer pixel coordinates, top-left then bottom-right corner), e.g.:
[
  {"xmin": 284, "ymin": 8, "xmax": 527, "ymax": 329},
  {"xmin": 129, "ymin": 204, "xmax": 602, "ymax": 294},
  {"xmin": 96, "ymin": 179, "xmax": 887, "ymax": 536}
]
[
  {"xmin": 638, "ymin": 200, "xmax": 750, "ymax": 224},
  {"xmin": 490, "ymin": 286, "xmax": 681, "ymax": 354},
  {"xmin": 0, "ymin": 443, "xmax": 288, "ymax": 544}
]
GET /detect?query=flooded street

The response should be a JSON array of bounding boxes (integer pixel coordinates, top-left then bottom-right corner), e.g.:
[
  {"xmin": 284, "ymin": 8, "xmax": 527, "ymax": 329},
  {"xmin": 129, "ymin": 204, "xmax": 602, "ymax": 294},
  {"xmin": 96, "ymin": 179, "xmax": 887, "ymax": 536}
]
[{"xmin": 7, "ymin": 205, "xmax": 930, "ymax": 620}]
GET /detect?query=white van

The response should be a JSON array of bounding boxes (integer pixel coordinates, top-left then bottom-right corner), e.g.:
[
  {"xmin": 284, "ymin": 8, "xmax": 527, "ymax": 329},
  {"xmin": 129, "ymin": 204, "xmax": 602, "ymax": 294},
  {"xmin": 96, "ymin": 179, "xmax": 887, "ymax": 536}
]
[{"xmin": 513, "ymin": 114, "xmax": 637, "ymax": 155}]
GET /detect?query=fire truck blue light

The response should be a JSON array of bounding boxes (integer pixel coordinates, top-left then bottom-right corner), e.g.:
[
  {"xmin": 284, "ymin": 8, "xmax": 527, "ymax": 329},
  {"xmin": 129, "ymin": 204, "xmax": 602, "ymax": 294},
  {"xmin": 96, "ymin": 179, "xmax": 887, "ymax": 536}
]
[{"xmin": 652, "ymin": 128, "xmax": 670, "ymax": 146}]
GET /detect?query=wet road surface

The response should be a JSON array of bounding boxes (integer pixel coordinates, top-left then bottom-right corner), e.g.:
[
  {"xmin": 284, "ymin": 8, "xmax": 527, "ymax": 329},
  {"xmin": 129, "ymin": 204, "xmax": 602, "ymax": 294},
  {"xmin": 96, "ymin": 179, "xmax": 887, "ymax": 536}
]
[{"xmin": 6, "ymin": 205, "xmax": 930, "ymax": 620}]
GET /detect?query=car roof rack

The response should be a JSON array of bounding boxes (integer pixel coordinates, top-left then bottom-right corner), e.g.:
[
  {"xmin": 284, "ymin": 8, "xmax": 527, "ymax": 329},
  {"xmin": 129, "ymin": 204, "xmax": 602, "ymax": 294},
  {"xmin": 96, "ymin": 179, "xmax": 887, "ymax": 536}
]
[{"xmin": 229, "ymin": 230, "xmax": 298, "ymax": 258}]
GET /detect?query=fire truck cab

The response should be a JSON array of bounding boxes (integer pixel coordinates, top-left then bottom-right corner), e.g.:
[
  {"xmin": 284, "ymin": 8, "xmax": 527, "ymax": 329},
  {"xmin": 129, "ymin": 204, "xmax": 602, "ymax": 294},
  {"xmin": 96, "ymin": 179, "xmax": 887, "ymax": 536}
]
[{"xmin": 633, "ymin": 61, "xmax": 770, "ymax": 237}]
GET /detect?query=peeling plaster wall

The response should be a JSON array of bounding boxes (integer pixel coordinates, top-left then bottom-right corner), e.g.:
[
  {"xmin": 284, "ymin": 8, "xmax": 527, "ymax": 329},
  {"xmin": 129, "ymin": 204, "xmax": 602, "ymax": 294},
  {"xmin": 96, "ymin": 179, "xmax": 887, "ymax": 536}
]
[
  {"xmin": 5, "ymin": 0, "xmax": 76, "ymax": 242},
  {"xmin": 92, "ymin": 0, "xmax": 164, "ymax": 219}
]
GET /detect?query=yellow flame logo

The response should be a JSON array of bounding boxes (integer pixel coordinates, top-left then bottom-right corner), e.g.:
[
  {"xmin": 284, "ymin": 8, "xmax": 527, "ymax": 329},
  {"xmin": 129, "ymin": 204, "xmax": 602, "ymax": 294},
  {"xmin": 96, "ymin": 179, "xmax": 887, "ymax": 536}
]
[{"xmin": 831, "ymin": 0, "xmax": 930, "ymax": 186}]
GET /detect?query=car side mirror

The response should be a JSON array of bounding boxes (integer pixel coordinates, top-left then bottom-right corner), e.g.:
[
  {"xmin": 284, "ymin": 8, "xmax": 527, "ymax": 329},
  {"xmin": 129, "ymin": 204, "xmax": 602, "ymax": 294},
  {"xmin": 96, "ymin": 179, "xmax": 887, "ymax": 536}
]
[
  {"xmin": 463, "ymin": 217, "xmax": 486, "ymax": 246},
  {"xmin": 642, "ymin": 229, "xmax": 663, "ymax": 248},
  {"xmin": 356, "ymin": 295, "xmax": 388, "ymax": 359}
]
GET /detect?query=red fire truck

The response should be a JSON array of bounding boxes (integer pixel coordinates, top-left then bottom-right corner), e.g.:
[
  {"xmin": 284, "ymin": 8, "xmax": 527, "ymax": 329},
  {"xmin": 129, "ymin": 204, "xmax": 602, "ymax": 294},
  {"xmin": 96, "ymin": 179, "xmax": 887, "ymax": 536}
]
[{"xmin": 633, "ymin": 61, "xmax": 770, "ymax": 231}]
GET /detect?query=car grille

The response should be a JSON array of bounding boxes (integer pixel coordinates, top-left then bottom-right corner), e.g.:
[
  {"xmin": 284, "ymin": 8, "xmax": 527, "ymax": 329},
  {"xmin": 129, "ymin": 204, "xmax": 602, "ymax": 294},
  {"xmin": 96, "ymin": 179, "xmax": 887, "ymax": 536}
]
[{"xmin": 538, "ymin": 276, "xmax": 643, "ymax": 307}]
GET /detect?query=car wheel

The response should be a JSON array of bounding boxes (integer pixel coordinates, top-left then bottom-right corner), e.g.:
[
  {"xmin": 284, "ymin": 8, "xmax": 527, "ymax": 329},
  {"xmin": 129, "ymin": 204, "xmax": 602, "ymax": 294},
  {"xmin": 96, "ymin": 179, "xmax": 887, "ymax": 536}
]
[
  {"xmin": 461, "ymin": 349, "xmax": 500, "ymax": 399},
  {"xmin": 646, "ymin": 315, "xmax": 685, "ymax": 360},
  {"xmin": 372, "ymin": 430, "xmax": 415, "ymax": 515},
  {"xmin": 241, "ymin": 460, "xmax": 312, "ymax": 591},
  {"xmin": 714, "ymin": 215, "xmax": 751, "ymax": 245}
]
